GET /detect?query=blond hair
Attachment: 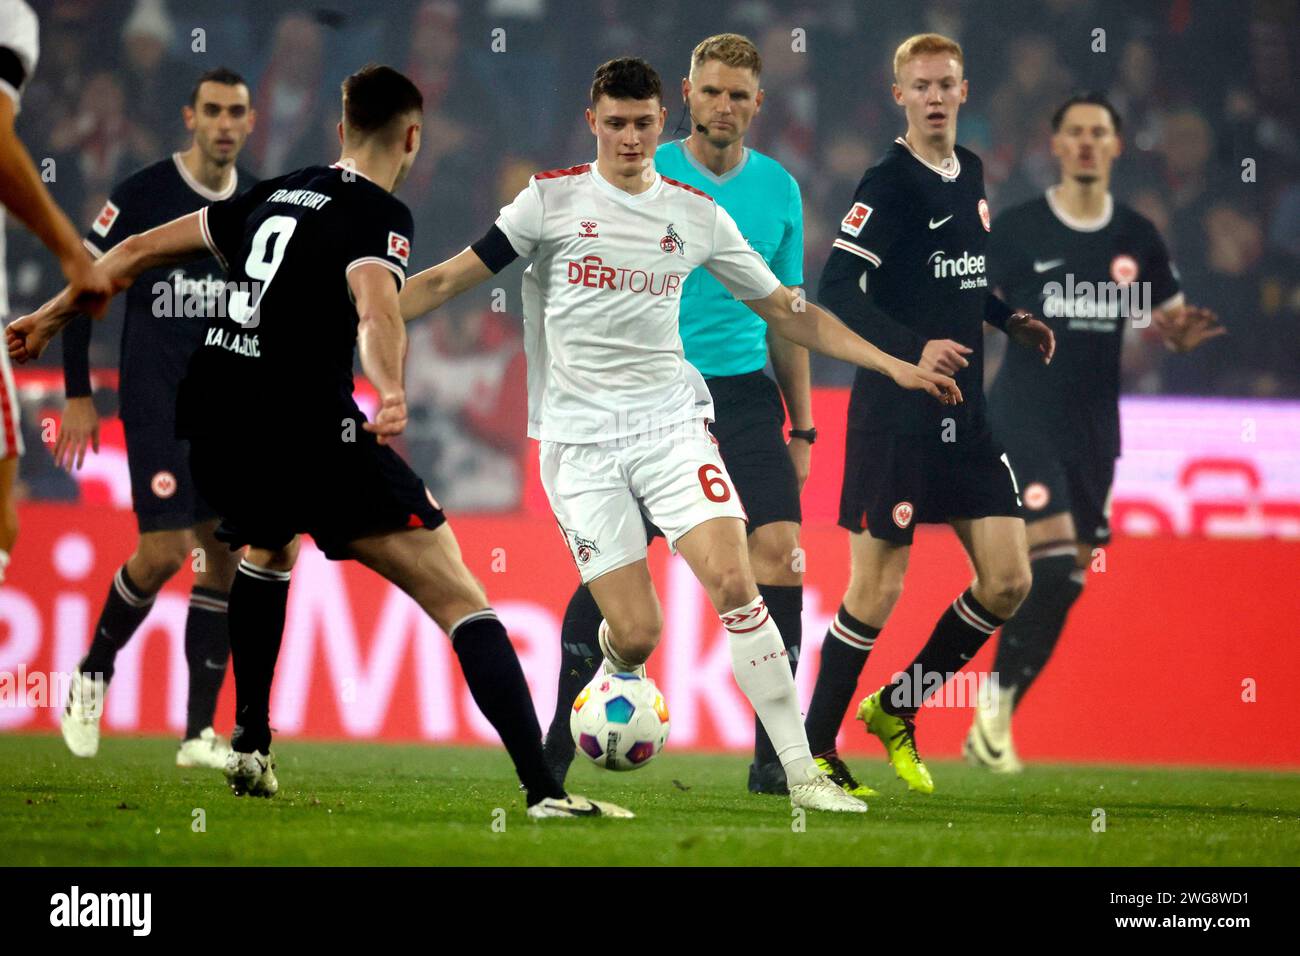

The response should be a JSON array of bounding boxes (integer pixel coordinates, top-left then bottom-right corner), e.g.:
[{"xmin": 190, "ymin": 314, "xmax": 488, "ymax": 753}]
[
  {"xmin": 893, "ymin": 33, "xmax": 964, "ymax": 82},
  {"xmin": 690, "ymin": 33, "xmax": 762, "ymax": 78}
]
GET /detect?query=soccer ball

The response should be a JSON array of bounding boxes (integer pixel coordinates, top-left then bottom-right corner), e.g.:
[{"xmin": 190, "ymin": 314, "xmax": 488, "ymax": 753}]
[{"xmin": 570, "ymin": 673, "xmax": 670, "ymax": 771}]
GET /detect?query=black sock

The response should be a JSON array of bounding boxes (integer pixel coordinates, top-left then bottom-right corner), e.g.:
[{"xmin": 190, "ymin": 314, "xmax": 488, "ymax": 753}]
[
  {"xmin": 993, "ymin": 551, "xmax": 1083, "ymax": 708},
  {"xmin": 452, "ymin": 610, "xmax": 566, "ymax": 805},
  {"xmin": 80, "ymin": 565, "xmax": 156, "ymax": 683},
  {"xmin": 542, "ymin": 584, "xmax": 603, "ymax": 780},
  {"xmin": 752, "ymin": 583, "xmax": 802, "ymax": 766},
  {"xmin": 183, "ymin": 586, "xmax": 231, "ymax": 739},
  {"xmin": 228, "ymin": 559, "xmax": 290, "ymax": 755},
  {"xmin": 881, "ymin": 588, "xmax": 1005, "ymax": 717},
  {"xmin": 804, "ymin": 605, "xmax": 880, "ymax": 755}
]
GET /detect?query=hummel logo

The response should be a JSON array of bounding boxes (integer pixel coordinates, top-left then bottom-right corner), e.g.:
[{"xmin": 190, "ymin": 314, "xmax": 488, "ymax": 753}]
[
  {"xmin": 928, "ymin": 215, "xmax": 953, "ymax": 229},
  {"xmin": 1033, "ymin": 258, "xmax": 1065, "ymax": 273}
]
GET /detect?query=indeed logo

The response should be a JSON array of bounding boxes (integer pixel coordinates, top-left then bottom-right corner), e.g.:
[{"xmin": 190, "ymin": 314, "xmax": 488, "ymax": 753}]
[
  {"xmin": 50, "ymin": 885, "xmax": 151, "ymax": 936},
  {"xmin": 566, "ymin": 255, "xmax": 683, "ymax": 297},
  {"xmin": 928, "ymin": 250, "xmax": 987, "ymax": 289}
]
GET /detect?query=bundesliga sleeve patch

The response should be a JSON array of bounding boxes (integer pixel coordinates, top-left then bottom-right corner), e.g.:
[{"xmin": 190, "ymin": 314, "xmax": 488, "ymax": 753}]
[
  {"xmin": 387, "ymin": 231, "xmax": 410, "ymax": 267},
  {"xmin": 91, "ymin": 200, "xmax": 121, "ymax": 237},
  {"xmin": 840, "ymin": 202, "xmax": 872, "ymax": 237}
]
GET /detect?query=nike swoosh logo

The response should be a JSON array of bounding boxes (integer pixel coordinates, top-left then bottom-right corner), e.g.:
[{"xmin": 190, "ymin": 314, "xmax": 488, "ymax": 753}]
[
  {"xmin": 203, "ymin": 659, "xmax": 225, "ymax": 670},
  {"xmin": 1033, "ymin": 258, "xmax": 1065, "ymax": 273},
  {"xmin": 928, "ymin": 215, "xmax": 953, "ymax": 229},
  {"xmin": 977, "ymin": 724, "xmax": 1003, "ymax": 760}
]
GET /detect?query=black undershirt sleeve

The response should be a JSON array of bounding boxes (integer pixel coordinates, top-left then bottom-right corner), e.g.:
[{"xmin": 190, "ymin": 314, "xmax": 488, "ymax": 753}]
[
  {"xmin": 470, "ymin": 224, "xmax": 519, "ymax": 274},
  {"xmin": 983, "ymin": 293, "xmax": 1014, "ymax": 332},
  {"xmin": 61, "ymin": 315, "xmax": 93, "ymax": 398},
  {"xmin": 818, "ymin": 251, "xmax": 926, "ymax": 365}
]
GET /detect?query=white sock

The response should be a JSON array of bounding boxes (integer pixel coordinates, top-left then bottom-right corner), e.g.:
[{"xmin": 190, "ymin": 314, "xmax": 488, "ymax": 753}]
[{"xmin": 722, "ymin": 595, "xmax": 817, "ymax": 785}]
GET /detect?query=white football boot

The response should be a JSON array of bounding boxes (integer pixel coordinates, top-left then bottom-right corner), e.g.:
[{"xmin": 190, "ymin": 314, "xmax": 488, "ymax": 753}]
[
  {"xmin": 597, "ymin": 619, "xmax": 646, "ymax": 678},
  {"xmin": 964, "ymin": 680, "xmax": 1024, "ymax": 773},
  {"xmin": 789, "ymin": 768, "xmax": 869, "ymax": 813},
  {"xmin": 177, "ymin": 727, "xmax": 234, "ymax": 769},
  {"xmin": 527, "ymin": 794, "xmax": 635, "ymax": 819},
  {"xmin": 61, "ymin": 671, "xmax": 105, "ymax": 758},
  {"xmin": 225, "ymin": 750, "xmax": 279, "ymax": 797}
]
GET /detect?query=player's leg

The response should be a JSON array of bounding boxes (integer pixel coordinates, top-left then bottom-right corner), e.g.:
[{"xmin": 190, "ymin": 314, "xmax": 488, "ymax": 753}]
[
  {"xmin": 804, "ymin": 528, "xmax": 909, "ymax": 794},
  {"xmin": 0, "ymin": 346, "xmax": 21, "ymax": 583},
  {"xmin": 745, "ymin": 519, "xmax": 803, "ymax": 792},
  {"xmin": 0, "ymin": 455, "xmax": 18, "ymax": 584},
  {"xmin": 222, "ymin": 536, "xmax": 298, "ymax": 797},
  {"xmin": 348, "ymin": 524, "xmax": 622, "ymax": 813},
  {"xmin": 175, "ymin": 517, "xmax": 241, "ymax": 768},
  {"xmin": 62, "ymin": 527, "xmax": 194, "ymax": 758}
]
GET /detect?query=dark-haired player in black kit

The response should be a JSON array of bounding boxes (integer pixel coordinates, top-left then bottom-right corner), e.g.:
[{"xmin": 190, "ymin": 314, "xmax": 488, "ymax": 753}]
[
  {"xmin": 968, "ymin": 93, "xmax": 1223, "ymax": 771},
  {"xmin": 11, "ymin": 65, "xmax": 630, "ymax": 819},
  {"xmin": 54, "ymin": 68, "xmax": 257, "ymax": 770},
  {"xmin": 802, "ymin": 34, "xmax": 1055, "ymax": 796}
]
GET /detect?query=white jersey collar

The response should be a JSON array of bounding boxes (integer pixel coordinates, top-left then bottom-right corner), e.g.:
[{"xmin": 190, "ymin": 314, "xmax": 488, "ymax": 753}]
[
  {"xmin": 895, "ymin": 136, "xmax": 960, "ymax": 180},
  {"xmin": 173, "ymin": 152, "xmax": 238, "ymax": 201},
  {"xmin": 1045, "ymin": 186, "xmax": 1114, "ymax": 232},
  {"xmin": 589, "ymin": 162, "xmax": 663, "ymax": 205}
]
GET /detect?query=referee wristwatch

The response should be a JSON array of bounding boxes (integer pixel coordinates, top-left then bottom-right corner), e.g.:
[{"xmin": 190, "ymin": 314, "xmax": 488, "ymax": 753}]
[{"xmin": 788, "ymin": 427, "xmax": 818, "ymax": 444}]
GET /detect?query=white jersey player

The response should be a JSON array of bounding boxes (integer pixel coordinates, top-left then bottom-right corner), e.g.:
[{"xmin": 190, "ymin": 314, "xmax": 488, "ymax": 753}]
[
  {"xmin": 400, "ymin": 57, "xmax": 959, "ymax": 814},
  {"xmin": 0, "ymin": 0, "xmax": 114, "ymax": 581}
]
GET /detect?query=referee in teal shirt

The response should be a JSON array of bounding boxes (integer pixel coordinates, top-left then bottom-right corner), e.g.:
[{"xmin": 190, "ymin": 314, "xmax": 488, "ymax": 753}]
[{"xmin": 543, "ymin": 33, "xmax": 814, "ymax": 795}]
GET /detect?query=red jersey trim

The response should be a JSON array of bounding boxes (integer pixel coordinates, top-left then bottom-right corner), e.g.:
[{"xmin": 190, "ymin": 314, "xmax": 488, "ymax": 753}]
[
  {"xmin": 660, "ymin": 175, "xmax": 714, "ymax": 202},
  {"xmin": 535, "ymin": 163, "xmax": 592, "ymax": 180}
]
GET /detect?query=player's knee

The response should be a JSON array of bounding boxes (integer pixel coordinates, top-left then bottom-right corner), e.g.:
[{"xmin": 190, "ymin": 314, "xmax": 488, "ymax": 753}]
[
  {"xmin": 708, "ymin": 563, "xmax": 755, "ymax": 612},
  {"xmin": 611, "ymin": 617, "xmax": 661, "ymax": 665},
  {"xmin": 845, "ymin": 574, "xmax": 903, "ymax": 623},
  {"xmin": 748, "ymin": 525, "xmax": 802, "ymax": 585},
  {"xmin": 987, "ymin": 568, "xmax": 1032, "ymax": 616}
]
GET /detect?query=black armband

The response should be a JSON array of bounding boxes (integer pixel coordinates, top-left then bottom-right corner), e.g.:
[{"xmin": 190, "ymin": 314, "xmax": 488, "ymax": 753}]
[
  {"xmin": 470, "ymin": 224, "xmax": 519, "ymax": 274},
  {"xmin": 0, "ymin": 48, "xmax": 26, "ymax": 96}
]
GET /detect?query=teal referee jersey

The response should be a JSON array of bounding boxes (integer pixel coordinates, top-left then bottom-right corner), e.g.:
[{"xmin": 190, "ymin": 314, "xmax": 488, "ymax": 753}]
[{"xmin": 653, "ymin": 139, "xmax": 804, "ymax": 377}]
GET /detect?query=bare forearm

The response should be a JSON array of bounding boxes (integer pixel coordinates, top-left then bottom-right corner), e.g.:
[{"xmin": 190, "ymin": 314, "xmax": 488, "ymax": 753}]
[
  {"xmin": 0, "ymin": 127, "xmax": 83, "ymax": 265},
  {"xmin": 400, "ymin": 248, "xmax": 493, "ymax": 322},
  {"xmin": 767, "ymin": 327, "xmax": 813, "ymax": 429},
  {"xmin": 357, "ymin": 310, "xmax": 406, "ymax": 398},
  {"xmin": 764, "ymin": 297, "xmax": 898, "ymax": 378}
]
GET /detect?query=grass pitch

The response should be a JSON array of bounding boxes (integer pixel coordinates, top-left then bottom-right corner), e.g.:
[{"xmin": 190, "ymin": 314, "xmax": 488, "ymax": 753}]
[{"xmin": 1, "ymin": 735, "xmax": 1296, "ymax": 866}]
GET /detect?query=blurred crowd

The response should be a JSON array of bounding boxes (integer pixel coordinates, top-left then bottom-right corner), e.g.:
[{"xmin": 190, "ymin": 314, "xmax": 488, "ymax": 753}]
[{"xmin": 9, "ymin": 0, "xmax": 1299, "ymax": 510}]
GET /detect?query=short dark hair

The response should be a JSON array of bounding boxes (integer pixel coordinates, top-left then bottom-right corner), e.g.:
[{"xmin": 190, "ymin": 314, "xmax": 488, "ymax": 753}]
[
  {"xmin": 1052, "ymin": 92, "xmax": 1123, "ymax": 134},
  {"xmin": 341, "ymin": 64, "xmax": 423, "ymax": 139},
  {"xmin": 189, "ymin": 67, "xmax": 248, "ymax": 106},
  {"xmin": 590, "ymin": 57, "xmax": 662, "ymax": 104}
]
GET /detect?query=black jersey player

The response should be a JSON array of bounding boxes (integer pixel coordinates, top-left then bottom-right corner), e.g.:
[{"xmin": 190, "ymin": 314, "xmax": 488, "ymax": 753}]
[
  {"xmin": 968, "ymin": 92, "xmax": 1223, "ymax": 771},
  {"xmin": 11, "ymin": 65, "xmax": 629, "ymax": 819},
  {"xmin": 801, "ymin": 33, "xmax": 1055, "ymax": 796},
  {"xmin": 53, "ymin": 68, "xmax": 256, "ymax": 770}
]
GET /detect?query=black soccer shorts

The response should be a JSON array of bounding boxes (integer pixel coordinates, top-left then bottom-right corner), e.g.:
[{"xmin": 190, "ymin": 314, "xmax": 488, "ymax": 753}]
[
  {"xmin": 837, "ymin": 426, "xmax": 1023, "ymax": 545},
  {"xmin": 1002, "ymin": 439, "xmax": 1116, "ymax": 545},
  {"xmin": 188, "ymin": 420, "xmax": 446, "ymax": 560},
  {"xmin": 124, "ymin": 415, "xmax": 219, "ymax": 533},
  {"xmin": 642, "ymin": 370, "xmax": 802, "ymax": 542}
]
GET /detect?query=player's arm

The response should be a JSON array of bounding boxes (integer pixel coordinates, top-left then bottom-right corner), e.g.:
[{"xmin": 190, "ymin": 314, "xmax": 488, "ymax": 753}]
[
  {"xmin": 748, "ymin": 285, "xmax": 960, "ymax": 405},
  {"xmin": 1152, "ymin": 293, "xmax": 1224, "ymax": 352},
  {"xmin": 7, "ymin": 212, "xmax": 208, "ymax": 363},
  {"xmin": 766, "ymin": 175, "xmax": 814, "ymax": 486},
  {"xmin": 350, "ymin": 262, "xmax": 408, "ymax": 444},
  {"xmin": 403, "ymin": 178, "xmax": 542, "ymax": 324},
  {"xmin": 0, "ymin": 85, "xmax": 113, "ymax": 317},
  {"xmin": 400, "ymin": 245, "xmax": 495, "ymax": 322},
  {"xmin": 985, "ymin": 291, "xmax": 1054, "ymax": 364}
]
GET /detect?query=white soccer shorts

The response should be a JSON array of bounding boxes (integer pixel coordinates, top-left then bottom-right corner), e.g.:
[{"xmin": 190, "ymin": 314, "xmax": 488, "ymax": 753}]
[{"xmin": 540, "ymin": 417, "xmax": 747, "ymax": 583}]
